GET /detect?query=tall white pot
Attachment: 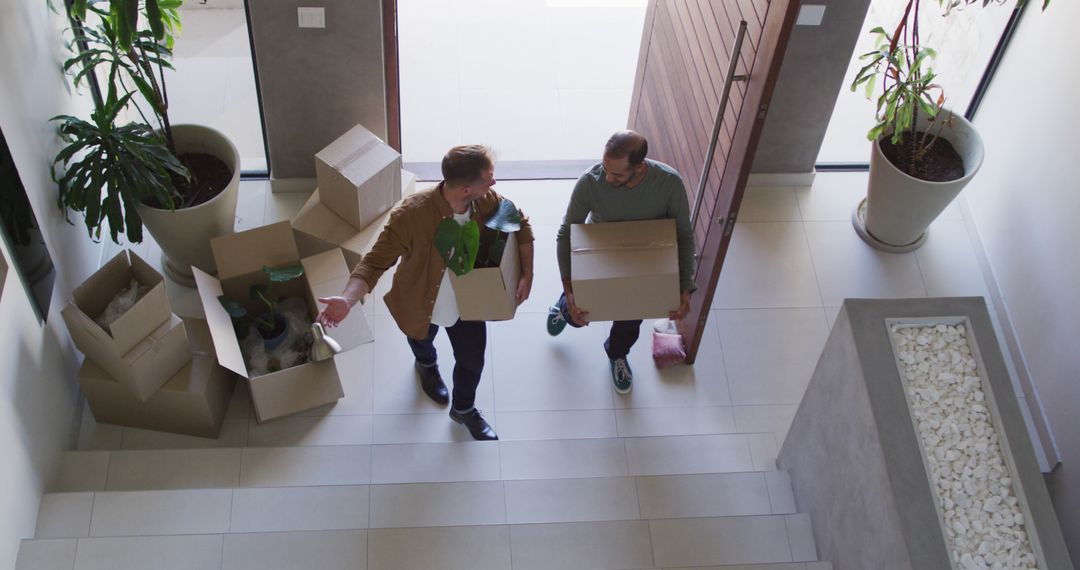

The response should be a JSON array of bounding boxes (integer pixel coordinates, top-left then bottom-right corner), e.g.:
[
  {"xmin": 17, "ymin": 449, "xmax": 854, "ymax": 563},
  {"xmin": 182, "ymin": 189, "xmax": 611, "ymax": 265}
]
[
  {"xmin": 136, "ymin": 124, "xmax": 240, "ymax": 287},
  {"xmin": 858, "ymin": 110, "xmax": 984, "ymax": 251}
]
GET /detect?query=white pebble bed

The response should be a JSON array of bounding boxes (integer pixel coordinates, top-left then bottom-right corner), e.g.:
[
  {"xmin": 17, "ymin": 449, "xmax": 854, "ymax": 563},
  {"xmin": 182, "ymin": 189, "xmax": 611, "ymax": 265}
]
[{"xmin": 891, "ymin": 323, "xmax": 1039, "ymax": 570}]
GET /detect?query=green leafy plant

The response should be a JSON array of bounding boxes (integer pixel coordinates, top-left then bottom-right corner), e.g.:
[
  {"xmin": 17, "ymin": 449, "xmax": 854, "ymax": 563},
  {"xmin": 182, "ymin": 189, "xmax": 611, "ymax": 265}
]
[
  {"xmin": 435, "ymin": 218, "xmax": 480, "ymax": 276},
  {"xmin": 851, "ymin": 0, "xmax": 1048, "ymax": 178},
  {"xmin": 217, "ymin": 264, "xmax": 305, "ymax": 339},
  {"xmin": 481, "ymin": 198, "xmax": 522, "ymax": 267}
]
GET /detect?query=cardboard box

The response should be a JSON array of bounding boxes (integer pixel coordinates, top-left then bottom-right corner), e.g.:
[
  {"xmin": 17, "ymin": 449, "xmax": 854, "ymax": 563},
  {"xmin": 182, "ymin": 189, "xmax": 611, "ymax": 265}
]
[
  {"xmin": 292, "ymin": 169, "xmax": 417, "ymax": 269},
  {"xmin": 194, "ymin": 221, "xmax": 374, "ymax": 423},
  {"xmin": 68, "ymin": 312, "xmax": 192, "ymax": 402},
  {"xmin": 62, "ymin": 250, "xmax": 172, "ymax": 357},
  {"xmin": 450, "ymin": 232, "xmax": 520, "ymax": 321},
  {"xmin": 77, "ymin": 319, "xmax": 238, "ymax": 439},
  {"xmin": 570, "ymin": 219, "xmax": 680, "ymax": 321},
  {"xmin": 315, "ymin": 124, "xmax": 402, "ymax": 231}
]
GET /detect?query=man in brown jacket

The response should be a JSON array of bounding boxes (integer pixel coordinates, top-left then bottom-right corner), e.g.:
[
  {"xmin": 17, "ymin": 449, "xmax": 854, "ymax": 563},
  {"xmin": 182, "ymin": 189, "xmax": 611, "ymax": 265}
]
[{"xmin": 316, "ymin": 145, "xmax": 534, "ymax": 441}]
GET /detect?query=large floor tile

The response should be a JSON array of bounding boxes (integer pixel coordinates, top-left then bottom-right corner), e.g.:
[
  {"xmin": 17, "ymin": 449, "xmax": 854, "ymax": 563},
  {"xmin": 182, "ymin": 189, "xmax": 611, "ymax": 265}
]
[
  {"xmin": 371, "ymin": 316, "xmax": 495, "ymax": 415},
  {"xmin": 53, "ymin": 452, "xmax": 109, "ymax": 492},
  {"xmin": 371, "ymin": 441, "xmax": 501, "ymax": 484},
  {"xmin": 718, "ymin": 308, "xmax": 829, "ymax": 406},
  {"xmin": 748, "ymin": 432, "xmax": 780, "ymax": 471},
  {"xmin": 16, "ymin": 539, "xmax": 77, "ymax": 570},
  {"xmin": 620, "ymin": 316, "xmax": 732, "ymax": 408},
  {"xmin": 786, "ymin": 513, "xmax": 819, "ymax": 562},
  {"xmin": 509, "ymin": 520, "xmax": 654, "ymax": 570},
  {"xmin": 119, "ymin": 420, "xmax": 249, "ymax": 450},
  {"xmin": 295, "ymin": 344, "xmax": 375, "ymax": 417},
  {"xmin": 765, "ymin": 470, "xmax": 798, "ymax": 514},
  {"xmin": 615, "ymin": 406, "xmax": 736, "ymax": 438},
  {"xmin": 490, "ymin": 318, "xmax": 614, "ymax": 412},
  {"xmin": 222, "ymin": 530, "xmax": 367, "ymax": 570},
  {"xmin": 513, "ymin": 224, "xmax": 565, "ymax": 315},
  {"xmin": 505, "ymin": 477, "xmax": 639, "ymax": 524},
  {"xmin": 649, "ymin": 516, "xmax": 793, "ymax": 567},
  {"xmin": 247, "ymin": 415, "xmax": 373, "ymax": 447},
  {"xmin": 368, "ymin": 525, "xmax": 512, "ymax": 570},
  {"xmin": 372, "ymin": 412, "xmax": 482, "ymax": 444},
  {"xmin": 35, "ymin": 494, "xmax": 93, "ymax": 539},
  {"xmin": 499, "ymin": 438, "xmax": 627, "ymax": 480},
  {"xmin": 105, "ymin": 449, "xmax": 241, "ymax": 491},
  {"xmin": 89, "ymin": 490, "xmax": 230, "ymax": 537},
  {"xmin": 733, "ymin": 404, "xmax": 800, "ymax": 444},
  {"xmin": 738, "ymin": 186, "xmax": 803, "ymax": 222},
  {"xmin": 240, "ymin": 446, "xmax": 371, "ymax": 487},
  {"xmin": 625, "ymin": 434, "xmax": 754, "ymax": 476},
  {"xmin": 74, "ymin": 534, "xmax": 223, "ymax": 570},
  {"xmin": 369, "ymin": 481, "xmax": 505, "ymax": 528},
  {"xmin": 495, "ymin": 410, "xmax": 618, "ymax": 441},
  {"xmin": 914, "ymin": 219, "xmax": 990, "ymax": 298},
  {"xmin": 230, "ymin": 486, "xmax": 369, "ymax": 533},
  {"xmin": 76, "ymin": 421, "xmax": 122, "ymax": 451},
  {"xmin": 636, "ymin": 473, "xmax": 771, "ymax": 519},
  {"xmin": 803, "ymin": 221, "xmax": 928, "ymax": 306},
  {"xmin": 713, "ymin": 222, "xmax": 823, "ymax": 309},
  {"xmin": 794, "ymin": 172, "xmax": 869, "ymax": 221}
]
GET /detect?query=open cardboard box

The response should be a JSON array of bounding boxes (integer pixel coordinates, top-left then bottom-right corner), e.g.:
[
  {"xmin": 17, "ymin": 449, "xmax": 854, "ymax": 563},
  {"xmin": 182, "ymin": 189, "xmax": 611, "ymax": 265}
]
[
  {"xmin": 450, "ymin": 232, "xmax": 520, "ymax": 321},
  {"xmin": 570, "ymin": 219, "xmax": 680, "ymax": 322},
  {"xmin": 292, "ymin": 169, "xmax": 416, "ymax": 269},
  {"xmin": 62, "ymin": 250, "xmax": 189, "ymax": 400},
  {"xmin": 78, "ymin": 318, "xmax": 237, "ymax": 439},
  {"xmin": 314, "ymin": 124, "xmax": 402, "ymax": 232},
  {"xmin": 194, "ymin": 221, "xmax": 373, "ymax": 423}
]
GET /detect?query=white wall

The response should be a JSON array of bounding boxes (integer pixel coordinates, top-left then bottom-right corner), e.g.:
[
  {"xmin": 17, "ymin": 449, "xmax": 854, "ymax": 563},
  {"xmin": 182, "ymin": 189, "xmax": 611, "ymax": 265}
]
[
  {"xmin": 0, "ymin": 0, "xmax": 106, "ymax": 567},
  {"xmin": 965, "ymin": 0, "xmax": 1080, "ymax": 556}
]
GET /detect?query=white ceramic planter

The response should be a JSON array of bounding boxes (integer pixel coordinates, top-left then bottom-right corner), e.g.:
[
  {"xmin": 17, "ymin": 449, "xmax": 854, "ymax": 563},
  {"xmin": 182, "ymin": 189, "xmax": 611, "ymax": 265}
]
[
  {"xmin": 854, "ymin": 110, "xmax": 984, "ymax": 252},
  {"xmin": 137, "ymin": 124, "xmax": 240, "ymax": 287}
]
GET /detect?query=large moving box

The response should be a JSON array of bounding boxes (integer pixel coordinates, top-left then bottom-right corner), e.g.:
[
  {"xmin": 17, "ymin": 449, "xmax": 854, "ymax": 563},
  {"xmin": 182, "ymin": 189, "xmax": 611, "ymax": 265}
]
[
  {"xmin": 450, "ymin": 232, "xmax": 521, "ymax": 321},
  {"xmin": 194, "ymin": 222, "xmax": 374, "ymax": 423},
  {"xmin": 314, "ymin": 124, "xmax": 402, "ymax": 231},
  {"xmin": 570, "ymin": 219, "xmax": 680, "ymax": 322},
  {"xmin": 78, "ymin": 319, "xmax": 237, "ymax": 438}
]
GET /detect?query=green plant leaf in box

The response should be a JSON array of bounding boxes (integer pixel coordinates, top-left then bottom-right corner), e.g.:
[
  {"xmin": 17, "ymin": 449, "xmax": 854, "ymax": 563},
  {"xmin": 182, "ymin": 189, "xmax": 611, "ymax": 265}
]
[
  {"xmin": 435, "ymin": 218, "xmax": 480, "ymax": 276},
  {"xmin": 484, "ymin": 198, "xmax": 522, "ymax": 233},
  {"xmin": 266, "ymin": 264, "xmax": 304, "ymax": 283}
]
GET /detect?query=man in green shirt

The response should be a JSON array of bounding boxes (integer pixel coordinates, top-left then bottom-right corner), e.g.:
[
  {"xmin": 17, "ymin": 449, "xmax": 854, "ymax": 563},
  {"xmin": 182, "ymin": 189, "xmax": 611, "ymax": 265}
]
[{"xmin": 548, "ymin": 130, "xmax": 696, "ymax": 393}]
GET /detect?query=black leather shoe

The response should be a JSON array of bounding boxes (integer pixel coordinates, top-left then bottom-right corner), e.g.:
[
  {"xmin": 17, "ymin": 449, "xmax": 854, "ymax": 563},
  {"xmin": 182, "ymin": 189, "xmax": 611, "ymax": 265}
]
[
  {"xmin": 415, "ymin": 362, "xmax": 449, "ymax": 406},
  {"xmin": 449, "ymin": 408, "xmax": 498, "ymax": 441}
]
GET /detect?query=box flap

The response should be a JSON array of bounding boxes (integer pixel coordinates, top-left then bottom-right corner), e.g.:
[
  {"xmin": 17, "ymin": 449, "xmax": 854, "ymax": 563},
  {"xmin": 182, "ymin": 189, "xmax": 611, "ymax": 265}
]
[
  {"xmin": 71, "ymin": 251, "xmax": 128, "ymax": 317},
  {"xmin": 302, "ymin": 249, "xmax": 374, "ymax": 349},
  {"xmin": 571, "ymin": 219, "xmax": 678, "ymax": 281},
  {"xmin": 210, "ymin": 221, "xmax": 300, "ymax": 280},
  {"xmin": 61, "ymin": 301, "xmax": 116, "ymax": 350},
  {"xmin": 315, "ymin": 124, "xmax": 400, "ymax": 177},
  {"xmin": 248, "ymin": 359, "xmax": 345, "ymax": 422},
  {"xmin": 193, "ymin": 267, "xmax": 250, "ymax": 378}
]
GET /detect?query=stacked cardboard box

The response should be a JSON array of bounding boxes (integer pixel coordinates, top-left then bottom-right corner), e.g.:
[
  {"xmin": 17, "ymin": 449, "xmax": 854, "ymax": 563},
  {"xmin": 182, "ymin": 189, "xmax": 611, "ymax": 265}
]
[
  {"xmin": 63, "ymin": 250, "xmax": 238, "ymax": 438},
  {"xmin": 194, "ymin": 221, "xmax": 374, "ymax": 423},
  {"xmin": 314, "ymin": 123, "xmax": 402, "ymax": 233}
]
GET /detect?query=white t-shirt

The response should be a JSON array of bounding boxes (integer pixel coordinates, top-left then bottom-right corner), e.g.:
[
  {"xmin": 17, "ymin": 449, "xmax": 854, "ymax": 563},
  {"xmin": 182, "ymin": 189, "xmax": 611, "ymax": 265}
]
[{"xmin": 430, "ymin": 207, "xmax": 472, "ymax": 327}]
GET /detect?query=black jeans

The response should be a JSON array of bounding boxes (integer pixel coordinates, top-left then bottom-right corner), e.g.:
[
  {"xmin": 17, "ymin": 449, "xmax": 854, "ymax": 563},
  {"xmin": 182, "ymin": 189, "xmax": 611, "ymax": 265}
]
[
  {"xmin": 556, "ymin": 292, "xmax": 642, "ymax": 360},
  {"xmin": 406, "ymin": 320, "xmax": 486, "ymax": 410}
]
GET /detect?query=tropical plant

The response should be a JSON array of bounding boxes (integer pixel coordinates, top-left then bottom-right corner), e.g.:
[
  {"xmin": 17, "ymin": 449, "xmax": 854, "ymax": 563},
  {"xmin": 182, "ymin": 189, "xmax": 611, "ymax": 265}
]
[
  {"xmin": 218, "ymin": 264, "xmax": 305, "ymax": 339},
  {"xmin": 434, "ymin": 198, "xmax": 522, "ymax": 276},
  {"xmin": 851, "ymin": 0, "xmax": 1048, "ymax": 178}
]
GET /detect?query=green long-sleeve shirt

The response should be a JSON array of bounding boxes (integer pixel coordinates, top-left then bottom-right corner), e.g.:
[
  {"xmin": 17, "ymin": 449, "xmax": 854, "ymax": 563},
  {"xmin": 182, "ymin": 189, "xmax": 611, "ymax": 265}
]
[{"xmin": 557, "ymin": 160, "xmax": 697, "ymax": 292}]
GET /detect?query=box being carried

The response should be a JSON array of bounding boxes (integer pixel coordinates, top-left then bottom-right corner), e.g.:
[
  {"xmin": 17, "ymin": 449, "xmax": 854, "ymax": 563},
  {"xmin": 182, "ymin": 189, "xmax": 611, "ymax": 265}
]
[
  {"xmin": 315, "ymin": 124, "xmax": 402, "ymax": 232},
  {"xmin": 194, "ymin": 221, "xmax": 374, "ymax": 423},
  {"xmin": 570, "ymin": 219, "xmax": 680, "ymax": 322},
  {"xmin": 450, "ymin": 232, "xmax": 521, "ymax": 321},
  {"xmin": 62, "ymin": 250, "xmax": 191, "ymax": 401},
  {"xmin": 77, "ymin": 319, "xmax": 237, "ymax": 439},
  {"xmin": 292, "ymin": 169, "xmax": 417, "ymax": 269}
]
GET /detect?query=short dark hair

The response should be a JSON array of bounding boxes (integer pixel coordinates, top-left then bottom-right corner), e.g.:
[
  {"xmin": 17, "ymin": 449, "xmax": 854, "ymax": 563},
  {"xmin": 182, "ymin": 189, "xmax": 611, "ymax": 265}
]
[
  {"xmin": 441, "ymin": 145, "xmax": 494, "ymax": 187},
  {"xmin": 604, "ymin": 131, "xmax": 648, "ymax": 165}
]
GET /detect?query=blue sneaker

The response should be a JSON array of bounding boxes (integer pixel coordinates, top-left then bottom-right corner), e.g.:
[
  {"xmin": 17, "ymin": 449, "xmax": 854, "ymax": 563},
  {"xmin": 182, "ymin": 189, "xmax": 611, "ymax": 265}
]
[
  {"xmin": 547, "ymin": 304, "xmax": 568, "ymax": 337},
  {"xmin": 609, "ymin": 357, "xmax": 633, "ymax": 394}
]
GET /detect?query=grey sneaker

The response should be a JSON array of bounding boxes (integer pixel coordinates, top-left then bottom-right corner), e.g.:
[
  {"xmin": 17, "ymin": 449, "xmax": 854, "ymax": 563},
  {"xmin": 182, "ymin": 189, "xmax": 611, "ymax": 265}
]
[
  {"xmin": 609, "ymin": 357, "xmax": 633, "ymax": 394},
  {"xmin": 547, "ymin": 304, "xmax": 568, "ymax": 336}
]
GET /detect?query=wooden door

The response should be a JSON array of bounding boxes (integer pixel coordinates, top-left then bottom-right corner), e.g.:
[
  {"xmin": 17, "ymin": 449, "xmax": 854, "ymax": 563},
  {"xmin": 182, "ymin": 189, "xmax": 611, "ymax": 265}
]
[{"xmin": 628, "ymin": 0, "xmax": 800, "ymax": 362}]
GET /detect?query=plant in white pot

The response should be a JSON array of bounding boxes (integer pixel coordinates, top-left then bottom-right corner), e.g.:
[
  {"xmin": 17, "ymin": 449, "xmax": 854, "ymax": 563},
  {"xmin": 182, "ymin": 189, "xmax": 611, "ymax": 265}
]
[
  {"xmin": 52, "ymin": 0, "xmax": 240, "ymax": 286},
  {"xmin": 849, "ymin": 0, "xmax": 1045, "ymax": 252}
]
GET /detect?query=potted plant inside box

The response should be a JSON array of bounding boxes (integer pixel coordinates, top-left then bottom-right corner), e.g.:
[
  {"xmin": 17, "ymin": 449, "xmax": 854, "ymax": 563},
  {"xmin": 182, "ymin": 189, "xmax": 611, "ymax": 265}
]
[
  {"xmin": 217, "ymin": 264, "xmax": 305, "ymax": 350},
  {"xmin": 434, "ymin": 198, "xmax": 522, "ymax": 275},
  {"xmin": 51, "ymin": 0, "xmax": 240, "ymax": 286},
  {"xmin": 849, "ymin": 0, "xmax": 1047, "ymax": 252}
]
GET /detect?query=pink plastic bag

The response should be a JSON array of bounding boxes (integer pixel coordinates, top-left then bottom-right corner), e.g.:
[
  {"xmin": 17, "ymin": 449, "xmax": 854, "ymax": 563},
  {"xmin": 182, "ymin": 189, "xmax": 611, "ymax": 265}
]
[{"xmin": 652, "ymin": 319, "xmax": 686, "ymax": 368}]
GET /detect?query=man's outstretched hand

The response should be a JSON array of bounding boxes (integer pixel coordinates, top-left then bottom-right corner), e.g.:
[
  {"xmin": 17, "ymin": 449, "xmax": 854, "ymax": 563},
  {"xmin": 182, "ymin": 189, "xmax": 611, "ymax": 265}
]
[{"xmin": 317, "ymin": 296, "xmax": 352, "ymax": 328}]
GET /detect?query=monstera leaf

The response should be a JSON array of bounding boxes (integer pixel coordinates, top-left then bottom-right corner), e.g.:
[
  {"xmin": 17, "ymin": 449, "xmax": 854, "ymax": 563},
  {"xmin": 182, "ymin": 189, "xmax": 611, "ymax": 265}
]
[
  {"xmin": 484, "ymin": 198, "xmax": 522, "ymax": 233},
  {"xmin": 435, "ymin": 218, "xmax": 480, "ymax": 276}
]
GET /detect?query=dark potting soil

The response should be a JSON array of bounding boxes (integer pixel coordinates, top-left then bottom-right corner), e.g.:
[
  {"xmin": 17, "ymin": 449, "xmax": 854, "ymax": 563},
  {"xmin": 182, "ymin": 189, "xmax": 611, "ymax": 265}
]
[
  {"xmin": 880, "ymin": 132, "xmax": 965, "ymax": 182},
  {"xmin": 144, "ymin": 152, "xmax": 232, "ymax": 209}
]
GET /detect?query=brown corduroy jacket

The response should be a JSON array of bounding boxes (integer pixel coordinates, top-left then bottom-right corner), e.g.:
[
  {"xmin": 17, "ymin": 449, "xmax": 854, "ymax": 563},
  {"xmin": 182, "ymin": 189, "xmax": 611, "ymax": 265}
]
[{"xmin": 350, "ymin": 184, "xmax": 534, "ymax": 339}]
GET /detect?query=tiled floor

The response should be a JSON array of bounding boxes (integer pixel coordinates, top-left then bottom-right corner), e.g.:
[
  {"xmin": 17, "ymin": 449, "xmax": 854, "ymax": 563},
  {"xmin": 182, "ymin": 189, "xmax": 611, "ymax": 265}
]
[{"xmin": 20, "ymin": 171, "xmax": 1001, "ymax": 569}]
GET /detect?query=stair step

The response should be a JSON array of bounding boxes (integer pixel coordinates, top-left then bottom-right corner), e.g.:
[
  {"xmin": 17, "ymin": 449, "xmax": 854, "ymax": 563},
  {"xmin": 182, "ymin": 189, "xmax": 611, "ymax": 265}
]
[
  {"xmin": 53, "ymin": 433, "xmax": 780, "ymax": 493},
  {"xmin": 19, "ymin": 515, "xmax": 819, "ymax": 569}
]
